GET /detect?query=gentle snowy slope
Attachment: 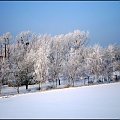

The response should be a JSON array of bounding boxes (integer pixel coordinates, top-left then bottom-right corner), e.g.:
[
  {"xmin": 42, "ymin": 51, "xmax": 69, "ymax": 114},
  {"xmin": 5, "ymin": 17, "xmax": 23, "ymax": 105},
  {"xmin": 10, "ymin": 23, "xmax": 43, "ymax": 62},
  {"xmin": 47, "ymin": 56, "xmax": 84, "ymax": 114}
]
[{"xmin": 0, "ymin": 82, "xmax": 120, "ymax": 119}]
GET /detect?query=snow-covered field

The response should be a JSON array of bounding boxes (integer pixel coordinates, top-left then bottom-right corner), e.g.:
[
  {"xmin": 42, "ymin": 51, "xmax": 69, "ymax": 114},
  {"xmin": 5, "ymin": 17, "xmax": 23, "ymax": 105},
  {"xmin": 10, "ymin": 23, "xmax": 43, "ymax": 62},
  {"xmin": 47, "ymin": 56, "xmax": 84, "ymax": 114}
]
[{"xmin": 0, "ymin": 82, "xmax": 120, "ymax": 119}]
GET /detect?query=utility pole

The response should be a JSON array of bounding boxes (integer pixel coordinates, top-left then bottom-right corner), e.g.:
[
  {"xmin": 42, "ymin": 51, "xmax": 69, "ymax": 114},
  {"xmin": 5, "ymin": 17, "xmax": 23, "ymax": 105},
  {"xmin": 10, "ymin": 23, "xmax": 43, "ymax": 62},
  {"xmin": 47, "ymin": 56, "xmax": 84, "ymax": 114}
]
[
  {"xmin": 7, "ymin": 38, "xmax": 10, "ymax": 60},
  {"xmin": 4, "ymin": 38, "xmax": 7, "ymax": 58}
]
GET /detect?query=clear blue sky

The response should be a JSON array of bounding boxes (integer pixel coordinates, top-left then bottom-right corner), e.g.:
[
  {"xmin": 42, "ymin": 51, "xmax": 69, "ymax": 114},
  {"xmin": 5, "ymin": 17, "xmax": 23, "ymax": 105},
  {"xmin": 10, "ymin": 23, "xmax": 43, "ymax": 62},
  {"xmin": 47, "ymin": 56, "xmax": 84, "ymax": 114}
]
[{"xmin": 0, "ymin": 1, "xmax": 120, "ymax": 46}]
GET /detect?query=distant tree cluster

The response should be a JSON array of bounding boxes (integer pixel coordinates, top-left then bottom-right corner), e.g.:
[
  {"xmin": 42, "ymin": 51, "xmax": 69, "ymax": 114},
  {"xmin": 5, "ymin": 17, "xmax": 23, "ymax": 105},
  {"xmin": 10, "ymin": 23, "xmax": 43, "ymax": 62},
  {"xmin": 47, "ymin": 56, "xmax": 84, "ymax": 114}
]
[{"xmin": 0, "ymin": 30, "xmax": 120, "ymax": 94}]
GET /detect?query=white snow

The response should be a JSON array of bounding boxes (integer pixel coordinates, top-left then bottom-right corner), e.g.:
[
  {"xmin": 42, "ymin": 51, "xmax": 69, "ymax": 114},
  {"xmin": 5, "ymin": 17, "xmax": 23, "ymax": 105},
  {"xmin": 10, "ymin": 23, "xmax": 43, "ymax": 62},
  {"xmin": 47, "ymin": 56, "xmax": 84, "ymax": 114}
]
[{"xmin": 0, "ymin": 82, "xmax": 120, "ymax": 119}]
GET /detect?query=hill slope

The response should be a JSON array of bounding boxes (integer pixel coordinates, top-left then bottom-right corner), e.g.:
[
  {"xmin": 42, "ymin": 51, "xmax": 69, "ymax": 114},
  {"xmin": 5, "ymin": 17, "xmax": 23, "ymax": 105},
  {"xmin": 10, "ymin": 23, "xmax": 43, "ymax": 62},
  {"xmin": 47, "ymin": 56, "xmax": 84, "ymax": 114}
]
[{"xmin": 0, "ymin": 82, "xmax": 120, "ymax": 119}]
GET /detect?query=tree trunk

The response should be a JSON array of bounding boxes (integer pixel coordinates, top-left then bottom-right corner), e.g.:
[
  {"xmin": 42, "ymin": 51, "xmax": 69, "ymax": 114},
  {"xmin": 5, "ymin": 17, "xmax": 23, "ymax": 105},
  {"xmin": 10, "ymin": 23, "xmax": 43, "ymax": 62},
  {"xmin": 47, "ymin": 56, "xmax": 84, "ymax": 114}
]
[
  {"xmin": 0, "ymin": 82, "xmax": 2, "ymax": 94},
  {"xmin": 17, "ymin": 86, "xmax": 19, "ymax": 94},
  {"xmin": 26, "ymin": 84, "xmax": 28, "ymax": 90},
  {"xmin": 73, "ymin": 81, "xmax": 74, "ymax": 87},
  {"xmin": 115, "ymin": 75, "xmax": 117, "ymax": 80},
  {"xmin": 95, "ymin": 75, "xmax": 98, "ymax": 84},
  {"xmin": 59, "ymin": 79, "xmax": 60, "ymax": 85},
  {"xmin": 38, "ymin": 81, "xmax": 41, "ymax": 90},
  {"xmin": 88, "ymin": 76, "xmax": 90, "ymax": 85},
  {"xmin": 84, "ymin": 79, "xmax": 85, "ymax": 85},
  {"xmin": 72, "ymin": 78, "xmax": 74, "ymax": 87},
  {"xmin": 0, "ymin": 86, "xmax": 2, "ymax": 94},
  {"xmin": 53, "ymin": 80, "xmax": 55, "ymax": 88},
  {"xmin": 68, "ymin": 78, "xmax": 70, "ymax": 86},
  {"xmin": 56, "ymin": 79, "xmax": 57, "ymax": 87},
  {"xmin": 107, "ymin": 76, "xmax": 109, "ymax": 83},
  {"xmin": 115, "ymin": 75, "xmax": 118, "ymax": 81},
  {"xmin": 108, "ymin": 75, "xmax": 111, "ymax": 83},
  {"xmin": 25, "ymin": 80, "xmax": 29, "ymax": 90}
]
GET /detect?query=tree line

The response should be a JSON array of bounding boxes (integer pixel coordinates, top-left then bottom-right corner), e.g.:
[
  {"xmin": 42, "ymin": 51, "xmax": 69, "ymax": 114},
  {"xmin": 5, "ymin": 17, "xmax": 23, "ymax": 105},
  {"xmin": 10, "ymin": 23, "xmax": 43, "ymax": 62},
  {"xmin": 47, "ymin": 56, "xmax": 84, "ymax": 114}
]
[{"xmin": 0, "ymin": 30, "xmax": 120, "ymax": 94}]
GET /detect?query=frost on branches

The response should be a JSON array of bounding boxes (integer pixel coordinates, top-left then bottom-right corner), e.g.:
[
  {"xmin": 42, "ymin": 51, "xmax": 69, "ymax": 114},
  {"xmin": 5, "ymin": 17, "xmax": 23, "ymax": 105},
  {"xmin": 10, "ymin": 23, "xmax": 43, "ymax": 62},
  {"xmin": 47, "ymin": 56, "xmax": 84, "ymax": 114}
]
[{"xmin": 0, "ymin": 30, "xmax": 120, "ymax": 94}]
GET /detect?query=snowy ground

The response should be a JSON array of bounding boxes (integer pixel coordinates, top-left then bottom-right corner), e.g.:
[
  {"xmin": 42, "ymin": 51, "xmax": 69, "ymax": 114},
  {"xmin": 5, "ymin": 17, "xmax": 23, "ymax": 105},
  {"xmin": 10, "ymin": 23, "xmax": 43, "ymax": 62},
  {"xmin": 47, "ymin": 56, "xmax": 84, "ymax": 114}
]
[
  {"xmin": 0, "ymin": 79, "xmax": 87, "ymax": 96},
  {"xmin": 0, "ymin": 82, "xmax": 120, "ymax": 119}
]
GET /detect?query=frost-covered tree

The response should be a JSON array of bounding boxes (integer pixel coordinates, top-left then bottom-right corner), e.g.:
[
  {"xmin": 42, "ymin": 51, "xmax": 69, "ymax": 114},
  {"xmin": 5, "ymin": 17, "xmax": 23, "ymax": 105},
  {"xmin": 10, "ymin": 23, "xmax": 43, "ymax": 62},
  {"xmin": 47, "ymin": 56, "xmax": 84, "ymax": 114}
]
[
  {"xmin": 103, "ymin": 45, "xmax": 116, "ymax": 81},
  {"xmin": 104, "ymin": 45, "xmax": 120, "ymax": 81},
  {"xmin": 15, "ymin": 31, "xmax": 36, "ymax": 89},
  {"xmin": 61, "ymin": 30, "xmax": 89, "ymax": 86},
  {"xmin": 0, "ymin": 33, "xmax": 12, "ymax": 86},
  {"xmin": 48, "ymin": 35, "xmax": 64, "ymax": 87},
  {"xmin": 114, "ymin": 45, "xmax": 120, "ymax": 73},
  {"xmin": 86, "ymin": 44, "xmax": 104, "ymax": 83},
  {"xmin": 33, "ymin": 34, "xmax": 50, "ymax": 90},
  {"xmin": 6, "ymin": 31, "xmax": 34, "ymax": 92}
]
